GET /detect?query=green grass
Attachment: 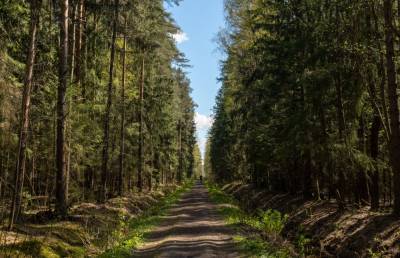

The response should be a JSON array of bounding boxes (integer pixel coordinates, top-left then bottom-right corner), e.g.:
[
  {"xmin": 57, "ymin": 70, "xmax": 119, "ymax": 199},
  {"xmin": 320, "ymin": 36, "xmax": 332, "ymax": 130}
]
[
  {"xmin": 99, "ymin": 181, "xmax": 193, "ymax": 258},
  {"xmin": 1, "ymin": 239, "xmax": 85, "ymax": 258},
  {"xmin": 206, "ymin": 183, "xmax": 292, "ymax": 258}
]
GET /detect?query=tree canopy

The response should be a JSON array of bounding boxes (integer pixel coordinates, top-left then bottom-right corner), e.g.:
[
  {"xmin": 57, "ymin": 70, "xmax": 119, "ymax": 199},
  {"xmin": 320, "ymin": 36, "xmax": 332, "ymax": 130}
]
[
  {"xmin": 0, "ymin": 0, "xmax": 198, "ymax": 228},
  {"xmin": 207, "ymin": 0, "xmax": 400, "ymax": 216}
]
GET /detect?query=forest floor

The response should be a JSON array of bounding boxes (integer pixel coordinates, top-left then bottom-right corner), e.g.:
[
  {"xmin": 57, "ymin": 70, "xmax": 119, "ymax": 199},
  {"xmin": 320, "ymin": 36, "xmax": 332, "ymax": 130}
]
[
  {"xmin": 222, "ymin": 182, "xmax": 400, "ymax": 258},
  {"xmin": 131, "ymin": 182, "xmax": 240, "ymax": 258},
  {"xmin": 0, "ymin": 184, "xmax": 185, "ymax": 257}
]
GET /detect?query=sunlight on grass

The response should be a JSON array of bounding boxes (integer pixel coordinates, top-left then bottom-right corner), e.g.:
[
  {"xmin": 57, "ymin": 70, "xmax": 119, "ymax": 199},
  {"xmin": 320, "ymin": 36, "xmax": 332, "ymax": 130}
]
[
  {"xmin": 207, "ymin": 183, "xmax": 291, "ymax": 258},
  {"xmin": 1, "ymin": 239, "xmax": 85, "ymax": 258}
]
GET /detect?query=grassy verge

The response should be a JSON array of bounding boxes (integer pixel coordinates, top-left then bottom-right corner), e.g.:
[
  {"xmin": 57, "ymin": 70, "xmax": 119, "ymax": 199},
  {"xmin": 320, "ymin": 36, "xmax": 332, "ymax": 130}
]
[
  {"xmin": 99, "ymin": 181, "xmax": 193, "ymax": 258},
  {"xmin": 0, "ymin": 182, "xmax": 194, "ymax": 258},
  {"xmin": 0, "ymin": 238, "xmax": 85, "ymax": 258},
  {"xmin": 206, "ymin": 183, "xmax": 294, "ymax": 258}
]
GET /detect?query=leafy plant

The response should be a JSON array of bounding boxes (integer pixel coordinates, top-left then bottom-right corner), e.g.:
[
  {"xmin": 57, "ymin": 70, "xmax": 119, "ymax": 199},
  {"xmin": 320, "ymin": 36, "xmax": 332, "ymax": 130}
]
[
  {"xmin": 207, "ymin": 183, "xmax": 293, "ymax": 257},
  {"xmin": 259, "ymin": 210, "xmax": 288, "ymax": 236},
  {"xmin": 296, "ymin": 234, "xmax": 311, "ymax": 256}
]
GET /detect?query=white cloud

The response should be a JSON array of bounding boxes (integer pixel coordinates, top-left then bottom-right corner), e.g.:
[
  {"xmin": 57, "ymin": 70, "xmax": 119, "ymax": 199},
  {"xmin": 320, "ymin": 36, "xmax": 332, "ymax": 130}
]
[
  {"xmin": 195, "ymin": 112, "xmax": 214, "ymax": 131},
  {"xmin": 195, "ymin": 113, "xmax": 214, "ymax": 159},
  {"xmin": 172, "ymin": 31, "xmax": 189, "ymax": 44},
  {"xmin": 197, "ymin": 137, "xmax": 207, "ymax": 158}
]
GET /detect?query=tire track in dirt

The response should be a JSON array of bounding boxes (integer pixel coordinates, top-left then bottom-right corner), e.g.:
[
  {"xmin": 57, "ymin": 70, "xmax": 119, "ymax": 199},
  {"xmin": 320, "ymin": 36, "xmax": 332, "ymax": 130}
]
[{"xmin": 132, "ymin": 182, "xmax": 241, "ymax": 258}]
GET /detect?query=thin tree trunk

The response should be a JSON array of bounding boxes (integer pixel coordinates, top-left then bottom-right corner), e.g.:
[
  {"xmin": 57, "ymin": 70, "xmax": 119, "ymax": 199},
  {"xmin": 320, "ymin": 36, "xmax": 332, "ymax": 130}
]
[
  {"xmin": 8, "ymin": 0, "xmax": 42, "ymax": 230},
  {"xmin": 55, "ymin": 0, "xmax": 69, "ymax": 217},
  {"xmin": 300, "ymin": 84, "xmax": 313, "ymax": 199},
  {"xmin": 74, "ymin": 0, "xmax": 84, "ymax": 92},
  {"xmin": 137, "ymin": 54, "xmax": 145, "ymax": 192},
  {"xmin": 178, "ymin": 121, "xmax": 183, "ymax": 183},
  {"xmin": 384, "ymin": 0, "xmax": 400, "ymax": 216},
  {"xmin": 371, "ymin": 1, "xmax": 391, "ymax": 139},
  {"xmin": 101, "ymin": 0, "xmax": 119, "ymax": 202},
  {"xmin": 118, "ymin": 18, "xmax": 127, "ymax": 197},
  {"xmin": 357, "ymin": 116, "xmax": 369, "ymax": 205},
  {"xmin": 69, "ymin": 0, "xmax": 77, "ymax": 83},
  {"xmin": 66, "ymin": 0, "xmax": 77, "ymax": 206},
  {"xmin": 370, "ymin": 115, "xmax": 381, "ymax": 210},
  {"xmin": 335, "ymin": 76, "xmax": 346, "ymax": 209}
]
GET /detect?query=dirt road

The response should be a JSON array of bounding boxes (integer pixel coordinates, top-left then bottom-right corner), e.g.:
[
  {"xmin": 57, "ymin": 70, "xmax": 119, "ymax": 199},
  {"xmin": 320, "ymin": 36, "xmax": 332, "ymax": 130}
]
[{"xmin": 132, "ymin": 183, "xmax": 241, "ymax": 258}]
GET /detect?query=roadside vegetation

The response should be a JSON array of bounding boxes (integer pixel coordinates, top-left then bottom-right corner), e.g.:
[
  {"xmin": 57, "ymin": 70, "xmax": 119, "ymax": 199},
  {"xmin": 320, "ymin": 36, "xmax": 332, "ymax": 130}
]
[
  {"xmin": 0, "ymin": 182, "xmax": 192, "ymax": 257},
  {"xmin": 100, "ymin": 181, "xmax": 193, "ymax": 258},
  {"xmin": 206, "ymin": 183, "xmax": 296, "ymax": 258},
  {"xmin": 205, "ymin": 0, "xmax": 400, "ymax": 256},
  {"xmin": 0, "ymin": 0, "xmax": 201, "ymax": 256}
]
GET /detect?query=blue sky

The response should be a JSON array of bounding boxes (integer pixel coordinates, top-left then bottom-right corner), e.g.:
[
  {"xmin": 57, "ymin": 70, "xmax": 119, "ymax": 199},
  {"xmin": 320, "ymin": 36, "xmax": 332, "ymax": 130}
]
[{"xmin": 166, "ymin": 0, "xmax": 225, "ymax": 157}]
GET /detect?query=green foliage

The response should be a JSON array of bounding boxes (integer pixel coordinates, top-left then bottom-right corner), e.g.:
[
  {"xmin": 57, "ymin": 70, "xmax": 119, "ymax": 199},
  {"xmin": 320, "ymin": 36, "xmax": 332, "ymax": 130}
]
[
  {"xmin": 0, "ymin": 0, "xmax": 198, "ymax": 255},
  {"xmin": 207, "ymin": 0, "xmax": 392, "ymax": 211},
  {"xmin": 258, "ymin": 210, "xmax": 288, "ymax": 236},
  {"xmin": 207, "ymin": 183, "xmax": 292, "ymax": 257},
  {"xmin": 2, "ymin": 240, "xmax": 85, "ymax": 258},
  {"xmin": 234, "ymin": 236, "xmax": 290, "ymax": 258},
  {"xmin": 192, "ymin": 144, "xmax": 203, "ymax": 178},
  {"xmin": 0, "ymin": 0, "xmax": 197, "ymax": 216},
  {"xmin": 295, "ymin": 233, "xmax": 311, "ymax": 256},
  {"xmin": 367, "ymin": 248, "xmax": 385, "ymax": 258}
]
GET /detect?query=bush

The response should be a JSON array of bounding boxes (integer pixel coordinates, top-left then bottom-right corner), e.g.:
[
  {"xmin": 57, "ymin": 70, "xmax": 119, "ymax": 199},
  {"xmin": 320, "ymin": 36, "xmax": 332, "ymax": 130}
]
[{"xmin": 259, "ymin": 209, "xmax": 288, "ymax": 236}]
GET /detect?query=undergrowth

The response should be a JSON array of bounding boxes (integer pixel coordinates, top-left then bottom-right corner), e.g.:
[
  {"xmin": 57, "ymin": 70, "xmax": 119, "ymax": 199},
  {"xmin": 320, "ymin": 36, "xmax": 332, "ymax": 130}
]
[
  {"xmin": 0, "ymin": 239, "xmax": 85, "ymax": 258},
  {"xmin": 207, "ymin": 183, "xmax": 293, "ymax": 258},
  {"xmin": 99, "ymin": 180, "xmax": 193, "ymax": 258}
]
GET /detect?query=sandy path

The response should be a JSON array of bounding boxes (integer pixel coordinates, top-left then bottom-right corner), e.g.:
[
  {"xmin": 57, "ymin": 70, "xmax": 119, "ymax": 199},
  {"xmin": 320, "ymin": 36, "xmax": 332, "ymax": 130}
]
[{"xmin": 132, "ymin": 183, "xmax": 241, "ymax": 258}]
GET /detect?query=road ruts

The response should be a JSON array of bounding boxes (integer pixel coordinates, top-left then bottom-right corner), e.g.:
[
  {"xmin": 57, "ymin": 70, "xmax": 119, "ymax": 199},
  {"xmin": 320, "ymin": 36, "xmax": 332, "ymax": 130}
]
[{"xmin": 132, "ymin": 182, "xmax": 241, "ymax": 258}]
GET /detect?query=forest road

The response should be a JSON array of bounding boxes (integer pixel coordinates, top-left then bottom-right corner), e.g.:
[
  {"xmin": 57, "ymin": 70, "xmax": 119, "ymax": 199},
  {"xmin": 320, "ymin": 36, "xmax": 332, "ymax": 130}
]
[{"xmin": 132, "ymin": 182, "xmax": 241, "ymax": 258}]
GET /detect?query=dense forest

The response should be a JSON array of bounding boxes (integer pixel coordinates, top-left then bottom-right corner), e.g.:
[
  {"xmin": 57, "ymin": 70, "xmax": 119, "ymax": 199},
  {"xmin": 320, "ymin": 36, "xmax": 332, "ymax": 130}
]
[
  {"xmin": 0, "ymin": 0, "xmax": 201, "ymax": 232},
  {"xmin": 2, "ymin": 0, "xmax": 400, "ymax": 257},
  {"xmin": 207, "ymin": 0, "xmax": 400, "ymax": 216}
]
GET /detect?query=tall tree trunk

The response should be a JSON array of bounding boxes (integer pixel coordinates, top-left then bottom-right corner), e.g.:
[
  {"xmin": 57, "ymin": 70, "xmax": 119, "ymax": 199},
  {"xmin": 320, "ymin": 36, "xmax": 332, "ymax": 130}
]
[
  {"xmin": 300, "ymin": 84, "xmax": 313, "ymax": 199},
  {"xmin": 100, "ymin": 0, "xmax": 119, "ymax": 202},
  {"xmin": 69, "ymin": 0, "xmax": 77, "ymax": 82},
  {"xmin": 137, "ymin": 54, "xmax": 145, "ymax": 192},
  {"xmin": 74, "ymin": 0, "xmax": 84, "ymax": 93},
  {"xmin": 8, "ymin": 0, "xmax": 42, "ymax": 230},
  {"xmin": 335, "ymin": 75, "xmax": 346, "ymax": 209},
  {"xmin": 177, "ymin": 120, "xmax": 183, "ymax": 183},
  {"xmin": 357, "ymin": 116, "xmax": 369, "ymax": 205},
  {"xmin": 370, "ymin": 115, "xmax": 381, "ymax": 210},
  {"xmin": 384, "ymin": 0, "xmax": 400, "ymax": 216},
  {"xmin": 118, "ymin": 18, "xmax": 127, "ymax": 197},
  {"xmin": 55, "ymin": 0, "xmax": 69, "ymax": 217},
  {"xmin": 371, "ymin": 0, "xmax": 391, "ymax": 139},
  {"xmin": 66, "ymin": 0, "xmax": 77, "ymax": 205}
]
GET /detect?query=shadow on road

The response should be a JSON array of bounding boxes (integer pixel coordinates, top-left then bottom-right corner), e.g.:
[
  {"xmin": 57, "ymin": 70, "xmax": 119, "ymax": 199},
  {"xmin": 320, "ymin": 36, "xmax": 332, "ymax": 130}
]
[{"xmin": 132, "ymin": 183, "xmax": 241, "ymax": 258}]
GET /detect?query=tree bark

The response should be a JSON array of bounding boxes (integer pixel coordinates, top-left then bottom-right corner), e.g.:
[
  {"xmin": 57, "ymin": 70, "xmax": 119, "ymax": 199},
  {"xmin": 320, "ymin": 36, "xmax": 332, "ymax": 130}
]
[
  {"xmin": 370, "ymin": 115, "xmax": 381, "ymax": 210},
  {"xmin": 335, "ymin": 75, "xmax": 346, "ymax": 209},
  {"xmin": 384, "ymin": 0, "xmax": 400, "ymax": 216},
  {"xmin": 178, "ymin": 120, "xmax": 183, "ymax": 183},
  {"xmin": 74, "ymin": 0, "xmax": 84, "ymax": 91},
  {"xmin": 118, "ymin": 18, "xmax": 126, "ymax": 197},
  {"xmin": 101, "ymin": 0, "xmax": 119, "ymax": 202},
  {"xmin": 55, "ymin": 0, "xmax": 69, "ymax": 217},
  {"xmin": 8, "ymin": 0, "xmax": 42, "ymax": 230},
  {"xmin": 357, "ymin": 116, "xmax": 369, "ymax": 205},
  {"xmin": 137, "ymin": 54, "xmax": 145, "ymax": 192}
]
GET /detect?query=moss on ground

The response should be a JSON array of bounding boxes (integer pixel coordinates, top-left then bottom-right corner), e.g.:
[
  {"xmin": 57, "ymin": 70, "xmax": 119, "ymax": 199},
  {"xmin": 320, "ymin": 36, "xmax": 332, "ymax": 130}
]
[
  {"xmin": 1, "ymin": 239, "xmax": 85, "ymax": 258},
  {"xmin": 0, "ymin": 184, "xmax": 188, "ymax": 257}
]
